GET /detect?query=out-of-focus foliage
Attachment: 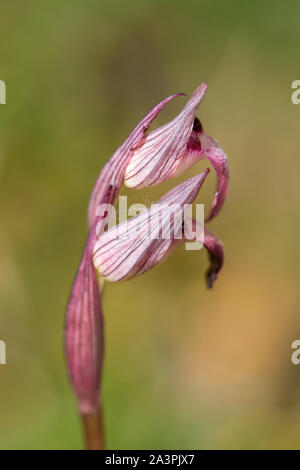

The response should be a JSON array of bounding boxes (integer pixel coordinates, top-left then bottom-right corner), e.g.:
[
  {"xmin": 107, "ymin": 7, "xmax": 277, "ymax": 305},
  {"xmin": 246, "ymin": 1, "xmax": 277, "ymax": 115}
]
[{"xmin": 0, "ymin": 0, "xmax": 300, "ymax": 449}]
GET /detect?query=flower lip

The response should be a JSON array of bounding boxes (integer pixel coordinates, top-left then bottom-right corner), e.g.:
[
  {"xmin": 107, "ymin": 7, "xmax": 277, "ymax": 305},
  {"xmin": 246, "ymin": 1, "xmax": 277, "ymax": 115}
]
[{"xmin": 187, "ymin": 82, "xmax": 208, "ymax": 107}]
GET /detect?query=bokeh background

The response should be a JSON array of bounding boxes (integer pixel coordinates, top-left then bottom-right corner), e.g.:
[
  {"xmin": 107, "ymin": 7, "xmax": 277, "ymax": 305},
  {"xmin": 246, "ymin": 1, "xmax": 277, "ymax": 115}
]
[{"xmin": 1, "ymin": 0, "xmax": 300, "ymax": 449}]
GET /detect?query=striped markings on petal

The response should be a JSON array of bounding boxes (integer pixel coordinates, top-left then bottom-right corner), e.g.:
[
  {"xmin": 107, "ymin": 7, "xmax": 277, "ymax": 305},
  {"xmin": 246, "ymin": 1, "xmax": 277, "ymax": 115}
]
[
  {"xmin": 93, "ymin": 170, "xmax": 210, "ymax": 282},
  {"xmin": 184, "ymin": 218, "xmax": 224, "ymax": 288},
  {"xmin": 65, "ymin": 244, "xmax": 103, "ymax": 414},
  {"xmin": 124, "ymin": 83, "xmax": 208, "ymax": 189},
  {"xmin": 88, "ymin": 93, "xmax": 184, "ymax": 229}
]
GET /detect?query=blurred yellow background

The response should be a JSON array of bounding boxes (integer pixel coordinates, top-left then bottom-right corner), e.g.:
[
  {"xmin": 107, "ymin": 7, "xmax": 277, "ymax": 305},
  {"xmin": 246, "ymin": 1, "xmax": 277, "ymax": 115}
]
[{"xmin": 0, "ymin": 0, "xmax": 300, "ymax": 449}]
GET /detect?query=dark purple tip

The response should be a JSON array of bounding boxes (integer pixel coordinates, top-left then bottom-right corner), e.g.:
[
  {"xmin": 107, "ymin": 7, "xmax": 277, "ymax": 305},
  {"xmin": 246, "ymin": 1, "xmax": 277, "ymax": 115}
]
[{"xmin": 193, "ymin": 117, "xmax": 203, "ymax": 133}]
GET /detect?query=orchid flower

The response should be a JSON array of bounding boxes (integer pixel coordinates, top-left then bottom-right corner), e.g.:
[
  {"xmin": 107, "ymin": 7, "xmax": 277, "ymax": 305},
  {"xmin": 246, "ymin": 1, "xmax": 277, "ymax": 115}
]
[
  {"xmin": 64, "ymin": 84, "xmax": 228, "ymax": 449},
  {"xmin": 64, "ymin": 187, "xmax": 112, "ymax": 449}
]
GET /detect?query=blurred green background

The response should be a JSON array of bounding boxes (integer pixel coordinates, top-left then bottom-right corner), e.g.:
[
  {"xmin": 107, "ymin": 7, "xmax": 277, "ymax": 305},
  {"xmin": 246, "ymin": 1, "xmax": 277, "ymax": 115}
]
[{"xmin": 1, "ymin": 0, "xmax": 300, "ymax": 449}]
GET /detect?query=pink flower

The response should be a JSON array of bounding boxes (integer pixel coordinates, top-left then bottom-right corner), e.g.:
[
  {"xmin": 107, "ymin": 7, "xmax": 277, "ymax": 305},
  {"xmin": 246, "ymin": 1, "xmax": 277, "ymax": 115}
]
[
  {"xmin": 65, "ymin": 186, "xmax": 112, "ymax": 415},
  {"xmin": 124, "ymin": 84, "xmax": 229, "ymax": 222}
]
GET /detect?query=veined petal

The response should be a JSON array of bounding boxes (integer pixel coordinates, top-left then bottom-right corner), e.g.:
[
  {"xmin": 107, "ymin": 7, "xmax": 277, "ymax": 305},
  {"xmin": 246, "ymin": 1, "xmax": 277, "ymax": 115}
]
[
  {"xmin": 124, "ymin": 83, "xmax": 208, "ymax": 189},
  {"xmin": 65, "ymin": 237, "xmax": 103, "ymax": 414},
  {"xmin": 88, "ymin": 93, "xmax": 184, "ymax": 228},
  {"xmin": 93, "ymin": 170, "xmax": 210, "ymax": 282},
  {"xmin": 198, "ymin": 133, "xmax": 229, "ymax": 223}
]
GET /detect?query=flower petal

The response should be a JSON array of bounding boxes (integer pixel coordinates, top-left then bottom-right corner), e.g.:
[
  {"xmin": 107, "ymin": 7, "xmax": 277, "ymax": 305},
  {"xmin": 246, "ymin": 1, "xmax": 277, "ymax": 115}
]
[
  {"xmin": 124, "ymin": 83, "xmax": 208, "ymax": 189},
  {"xmin": 65, "ymin": 242, "xmax": 103, "ymax": 414},
  {"xmin": 93, "ymin": 170, "xmax": 210, "ymax": 282},
  {"xmin": 88, "ymin": 93, "xmax": 184, "ymax": 228}
]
